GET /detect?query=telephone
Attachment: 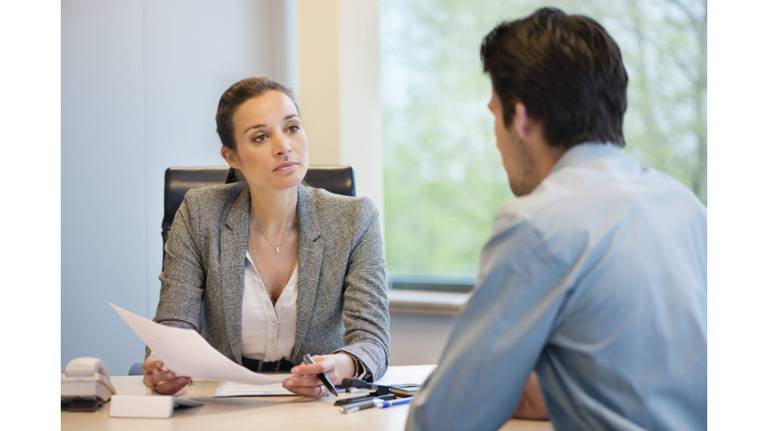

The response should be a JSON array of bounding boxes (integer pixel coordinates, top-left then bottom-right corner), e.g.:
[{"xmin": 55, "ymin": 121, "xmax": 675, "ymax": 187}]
[{"xmin": 61, "ymin": 357, "xmax": 117, "ymax": 411}]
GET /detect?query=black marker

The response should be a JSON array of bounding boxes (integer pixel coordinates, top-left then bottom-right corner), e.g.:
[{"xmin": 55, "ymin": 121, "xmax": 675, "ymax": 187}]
[{"xmin": 302, "ymin": 353, "xmax": 339, "ymax": 396}]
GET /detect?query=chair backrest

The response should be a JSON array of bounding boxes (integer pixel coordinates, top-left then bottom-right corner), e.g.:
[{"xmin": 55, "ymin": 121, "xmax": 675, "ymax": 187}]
[{"xmin": 162, "ymin": 165, "xmax": 355, "ymax": 266}]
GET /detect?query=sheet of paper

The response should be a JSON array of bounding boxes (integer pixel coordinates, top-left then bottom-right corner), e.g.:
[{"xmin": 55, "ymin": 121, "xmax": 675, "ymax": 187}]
[
  {"xmin": 210, "ymin": 364, "xmax": 437, "ymax": 398},
  {"xmin": 375, "ymin": 364, "xmax": 436, "ymax": 386},
  {"xmin": 213, "ymin": 380, "xmax": 294, "ymax": 397},
  {"xmin": 111, "ymin": 303, "xmax": 286, "ymax": 386}
]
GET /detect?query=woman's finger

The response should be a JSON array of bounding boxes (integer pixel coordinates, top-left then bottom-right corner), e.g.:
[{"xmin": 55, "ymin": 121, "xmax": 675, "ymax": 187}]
[
  {"xmin": 143, "ymin": 367, "xmax": 163, "ymax": 387},
  {"xmin": 144, "ymin": 367, "xmax": 189, "ymax": 394},
  {"xmin": 283, "ymin": 380, "xmax": 324, "ymax": 397},
  {"xmin": 142, "ymin": 359, "xmax": 163, "ymax": 373},
  {"xmin": 327, "ymin": 370, "xmax": 340, "ymax": 385},
  {"xmin": 285, "ymin": 375, "xmax": 322, "ymax": 387},
  {"xmin": 290, "ymin": 363, "xmax": 322, "ymax": 375},
  {"xmin": 154, "ymin": 377, "xmax": 190, "ymax": 395},
  {"xmin": 291, "ymin": 358, "xmax": 335, "ymax": 376},
  {"xmin": 144, "ymin": 369, "xmax": 169, "ymax": 386}
]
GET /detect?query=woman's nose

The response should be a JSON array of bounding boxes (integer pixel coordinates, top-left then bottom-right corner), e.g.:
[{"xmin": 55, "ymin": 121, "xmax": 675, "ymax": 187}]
[{"xmin": 273, "ymin": 131, "xmax": 292, "ymax": 155}]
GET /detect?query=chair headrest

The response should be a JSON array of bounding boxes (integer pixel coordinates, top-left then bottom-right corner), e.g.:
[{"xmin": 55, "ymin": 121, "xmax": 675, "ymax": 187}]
[{"xmin": 162, "ymin": 165, "xmax": 355, "ymax": 239}]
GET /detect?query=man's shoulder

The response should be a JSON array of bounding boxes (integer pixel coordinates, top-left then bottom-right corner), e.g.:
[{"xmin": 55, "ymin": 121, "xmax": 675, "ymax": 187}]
[
  {"xmin": 492, "ymin": 153, "xmax": 704, "ymax": 267},
  {"xmin": 507, "ymin": 152, "xmax": 701, "ymax": 226}
]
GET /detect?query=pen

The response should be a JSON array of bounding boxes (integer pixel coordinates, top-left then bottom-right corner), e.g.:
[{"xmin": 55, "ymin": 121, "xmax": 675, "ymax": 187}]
[
  {"xmin": 374, "ymin": 397, "xmax": 414, "ymax": 408},
  {"xmin": 339, "ymin": 399, "xmax": 377, "ymax": 414},
  {"xmin": 302, "ymin": 353, "xmax": 339, "ymax": 396}
]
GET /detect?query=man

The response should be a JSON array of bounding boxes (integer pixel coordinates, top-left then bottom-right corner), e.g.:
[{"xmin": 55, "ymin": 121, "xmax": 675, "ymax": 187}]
[{"xmin": 406, "ymin": 8, "xmax": 706, "ymax": 431}]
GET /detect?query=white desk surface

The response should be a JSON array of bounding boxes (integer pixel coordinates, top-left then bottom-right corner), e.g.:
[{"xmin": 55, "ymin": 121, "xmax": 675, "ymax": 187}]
[{"xmin": 61, "ymin": 365, "xmax": 552, "ymax": 431}]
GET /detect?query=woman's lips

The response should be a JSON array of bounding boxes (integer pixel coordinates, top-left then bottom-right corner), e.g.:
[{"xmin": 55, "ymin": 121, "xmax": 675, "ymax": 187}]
[{"xmin": 274, "ymin": 162, "xmax": 299, "ymax": 172}]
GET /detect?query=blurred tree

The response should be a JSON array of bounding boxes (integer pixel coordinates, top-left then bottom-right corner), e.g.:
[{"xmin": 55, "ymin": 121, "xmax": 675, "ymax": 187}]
[{"xmin": 381, "ymin": 0, "xmax": 707, "ymax": 280}]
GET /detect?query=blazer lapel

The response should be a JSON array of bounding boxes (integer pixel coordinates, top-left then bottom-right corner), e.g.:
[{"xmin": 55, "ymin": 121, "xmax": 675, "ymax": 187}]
[
  {"xmin": 220, "ymin": 184, "xmax": 250, "ymax": 363},
  {"xmin": 293, "ymin": 184, "xmax": 324, "ymax": 357}
]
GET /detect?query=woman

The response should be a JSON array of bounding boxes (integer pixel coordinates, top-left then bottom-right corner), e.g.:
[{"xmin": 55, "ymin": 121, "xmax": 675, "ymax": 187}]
[{"xmin": 142, "ymin": 77, "xmax": 390, "ymax": 397}]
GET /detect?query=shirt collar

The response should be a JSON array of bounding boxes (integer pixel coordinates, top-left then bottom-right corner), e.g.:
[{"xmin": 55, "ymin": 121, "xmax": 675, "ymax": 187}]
[{"xmin": 550, "ymin": 141, "xmax": 624, "ymax": 174}]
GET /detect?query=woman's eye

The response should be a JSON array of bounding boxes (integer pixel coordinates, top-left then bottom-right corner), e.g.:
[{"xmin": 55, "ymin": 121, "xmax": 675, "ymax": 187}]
[
  {"xmin": 252, "ymin": 134, "xmax": 267, "ymax": 144},
  {"xmin": 287, "ymin": 125, "xmax": 300, "ymax": 134}
]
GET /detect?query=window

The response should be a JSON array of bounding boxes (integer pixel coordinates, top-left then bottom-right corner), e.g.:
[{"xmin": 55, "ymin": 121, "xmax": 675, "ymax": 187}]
[{"xmin": 381, "ymin": 0, "xmax": 706, "ymax": 288}]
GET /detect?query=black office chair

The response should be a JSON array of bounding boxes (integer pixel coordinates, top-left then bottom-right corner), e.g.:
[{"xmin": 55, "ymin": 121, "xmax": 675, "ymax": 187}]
[{"xmin": 161, "ymin": 165, "xmax": 355, "ymax": 267}]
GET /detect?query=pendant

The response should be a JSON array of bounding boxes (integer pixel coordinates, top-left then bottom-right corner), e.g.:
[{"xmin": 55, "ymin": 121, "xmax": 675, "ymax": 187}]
[{"xmin": 274, "ymin": 246, "xmax": 281, "ymax": 254}]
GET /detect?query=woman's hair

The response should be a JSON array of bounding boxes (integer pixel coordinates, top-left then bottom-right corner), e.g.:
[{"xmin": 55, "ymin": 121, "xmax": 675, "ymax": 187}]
[{"xmin": 215, "ymin": 77, "xmax": 298, "ymax": 150}]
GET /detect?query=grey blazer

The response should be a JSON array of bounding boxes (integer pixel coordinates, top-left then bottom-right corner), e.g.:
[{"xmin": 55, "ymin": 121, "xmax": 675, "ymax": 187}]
[{"xmin": 153, "ymin": 182, "xmax": 390, "ymax": 379}]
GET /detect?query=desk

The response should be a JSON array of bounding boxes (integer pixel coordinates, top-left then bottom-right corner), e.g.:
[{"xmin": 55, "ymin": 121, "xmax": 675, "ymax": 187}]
[{"xmin": 62, "ymin": 365, "xmax": 552, "ymax": 431}]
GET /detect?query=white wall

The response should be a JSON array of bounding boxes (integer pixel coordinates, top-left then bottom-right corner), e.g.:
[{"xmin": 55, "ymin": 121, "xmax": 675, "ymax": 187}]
[
  {"xmin": 62, "ymin": 0, "xmax": 294, "ymax": 374},
  {"xmin": 296, "ymin": 0, "xmax": 383, "ymax": 212}
]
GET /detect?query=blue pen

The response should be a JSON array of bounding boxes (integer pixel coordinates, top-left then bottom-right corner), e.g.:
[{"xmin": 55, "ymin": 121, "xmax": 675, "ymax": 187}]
[{"xmin": 374, "ymin": 397, "xmax": 413, "ymax": 408}]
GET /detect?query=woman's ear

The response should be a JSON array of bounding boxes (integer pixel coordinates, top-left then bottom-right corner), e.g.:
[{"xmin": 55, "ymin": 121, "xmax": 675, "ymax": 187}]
[{"xmin": 220, "ymin": 146, "xmax": 241, "ymax": 169}]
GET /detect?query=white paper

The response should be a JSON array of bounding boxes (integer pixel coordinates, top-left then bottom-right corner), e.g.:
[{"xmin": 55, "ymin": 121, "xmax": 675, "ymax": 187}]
[
  {"xmin": 111, "ymin": 303, "xmax": 286, "ymax": 385},
  {"xmin": 374, "ymin": 364, "xmax": 436, "ymax": 386},
  {"xmin": 213, "ymin": 380, "xmax": 294, "ymax": 397},
  {"xmin": 210, "ymin": 364, "xmax": 438, "ymax": 398}
]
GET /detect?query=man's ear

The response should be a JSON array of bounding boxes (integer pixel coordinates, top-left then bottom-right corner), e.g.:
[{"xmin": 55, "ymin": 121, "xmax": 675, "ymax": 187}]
[
  {"xmin": 512, "ymin": 101, "xmax": 535, "ymax": 140},
  {"xmin": 220, "ymin": 146, "xmax": 241, "ymax": 169}
]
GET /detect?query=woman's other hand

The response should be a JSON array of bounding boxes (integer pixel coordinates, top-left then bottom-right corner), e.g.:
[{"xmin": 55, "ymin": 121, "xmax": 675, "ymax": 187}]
[
  {"xmin": 142, "ymin": 359, "xmax": 191, "ymax": 395},
  {"xmin": 283, "ymin": 353, "xmax": 355, "ymax": 397}
]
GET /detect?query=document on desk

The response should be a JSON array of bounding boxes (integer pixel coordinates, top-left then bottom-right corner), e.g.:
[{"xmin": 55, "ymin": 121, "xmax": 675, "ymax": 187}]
[
  {"xmin": 111, "ymin": 303, "xmax": 286, "ymax": 386},
  {"xmin": 213, "ymin": 381, "xmax": 293, "ymax": 397},
  {"xmin": 375, "ymin": 364, "xmax": 436, "ymax": 386},
  {"xmin": 211, "ymin": 365, "xmax": 439, "ymax": 398}
]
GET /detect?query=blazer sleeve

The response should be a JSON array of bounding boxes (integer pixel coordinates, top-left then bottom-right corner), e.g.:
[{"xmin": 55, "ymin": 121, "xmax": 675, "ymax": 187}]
[
  {"xmin": 154, "ymin": 194, "xmax": 206, "ymax": 332},
  {"xmin": 335, "ymin": 199, "xmax": 391, "ymax": 380}
]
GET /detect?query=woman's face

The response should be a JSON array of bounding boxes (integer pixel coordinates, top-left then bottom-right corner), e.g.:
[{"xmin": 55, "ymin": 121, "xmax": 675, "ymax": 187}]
[{"xmin": 222, "ymin": 90, "xmax": 309, "ymax": 191}]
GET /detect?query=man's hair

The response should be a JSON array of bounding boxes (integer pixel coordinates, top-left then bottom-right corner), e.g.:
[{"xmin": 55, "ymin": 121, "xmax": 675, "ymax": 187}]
[
  {"xmin": 215, "ymin": 77, "xmax": 298, "ymax": 150},
  {"xmin": 480, "ymin": 7, "xmax": 628, "ymax": 149}
]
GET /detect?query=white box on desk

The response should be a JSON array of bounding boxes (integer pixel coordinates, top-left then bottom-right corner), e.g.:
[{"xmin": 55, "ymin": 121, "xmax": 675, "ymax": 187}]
[{"xmin": 110, "ymin": 394, "xmax": 202, "ymax": 418}]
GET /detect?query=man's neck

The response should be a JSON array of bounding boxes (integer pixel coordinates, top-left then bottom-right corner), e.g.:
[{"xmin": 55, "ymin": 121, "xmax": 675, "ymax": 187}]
[{"xmin": 530, "ymin": 138, "xmax": 566, "ymax": 189}]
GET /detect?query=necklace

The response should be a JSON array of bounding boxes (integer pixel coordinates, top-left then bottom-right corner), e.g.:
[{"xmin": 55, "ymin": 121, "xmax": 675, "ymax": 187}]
[{"xmin": 250, "ymin": 219, "xmax": 292, "ymax": 254}]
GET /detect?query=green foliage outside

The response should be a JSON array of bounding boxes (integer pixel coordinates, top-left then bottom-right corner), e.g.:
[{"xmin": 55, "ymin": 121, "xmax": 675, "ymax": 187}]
[{"xmin": 381, "ymin": 0, "xmax": 707, "ymax": 279}]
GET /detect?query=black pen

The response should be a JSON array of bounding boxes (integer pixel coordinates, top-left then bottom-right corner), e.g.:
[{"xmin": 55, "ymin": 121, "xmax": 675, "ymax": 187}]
[{"xmin": 302, "ymin": 353, "xmax": 339, "ymax": 396}]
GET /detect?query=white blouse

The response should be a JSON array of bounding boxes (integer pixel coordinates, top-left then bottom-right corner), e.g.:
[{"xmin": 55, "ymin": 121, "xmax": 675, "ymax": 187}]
[{"xmin": 240, "ymin": 251, "xmax": 298, "ymax": 362}]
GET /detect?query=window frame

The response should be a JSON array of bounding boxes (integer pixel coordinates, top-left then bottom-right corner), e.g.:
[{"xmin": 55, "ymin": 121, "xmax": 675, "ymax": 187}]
[{"xmin": 389, "ymin": 275, "xmax": 474, "ymax": 293}]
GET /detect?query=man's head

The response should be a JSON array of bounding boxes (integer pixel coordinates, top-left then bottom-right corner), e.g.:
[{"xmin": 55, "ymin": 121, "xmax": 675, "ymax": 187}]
[{"xmin": 481, "ymin": 8, "xmax": 628, "ymax": 195}]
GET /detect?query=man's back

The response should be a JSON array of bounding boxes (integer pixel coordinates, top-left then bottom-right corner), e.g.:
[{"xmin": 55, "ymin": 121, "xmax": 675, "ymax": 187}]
[
  {"xmin": 519, "ymin": 143, "xmax": 706, "ymax": 430},
  {"xmin": 407, "ymin": 143, "xmax": 706, "ymax": 430}
]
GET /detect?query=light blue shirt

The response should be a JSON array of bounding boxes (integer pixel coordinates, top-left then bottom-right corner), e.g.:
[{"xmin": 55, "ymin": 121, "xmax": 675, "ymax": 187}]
[{"xmin": 406, "ymin": 143, "xmax": 707, "ymax": 431}]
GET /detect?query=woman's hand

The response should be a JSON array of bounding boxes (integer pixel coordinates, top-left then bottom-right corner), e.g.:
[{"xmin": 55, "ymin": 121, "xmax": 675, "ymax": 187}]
[
  {"xmin": 282, "ymin": 353, "xmax": 355, "ymax": 397},
  {"xmin": 142, "ymin": 359, "xmax": 191, "ymax": 395}
]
